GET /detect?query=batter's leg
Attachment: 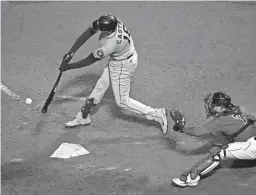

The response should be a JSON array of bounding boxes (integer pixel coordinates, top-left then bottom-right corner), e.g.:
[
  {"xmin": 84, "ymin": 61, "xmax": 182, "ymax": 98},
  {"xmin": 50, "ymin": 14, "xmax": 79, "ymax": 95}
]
[
  {"xmin": 109, "ymin": 52, "xmax": 168, "ymax": 134},
  {"xmin": 172, "ymin": 137, "xmax": 256, "ymax": 187},
  {"xmin": 65, "ymin": 65, "xmax": 111, "ymax": 127}
]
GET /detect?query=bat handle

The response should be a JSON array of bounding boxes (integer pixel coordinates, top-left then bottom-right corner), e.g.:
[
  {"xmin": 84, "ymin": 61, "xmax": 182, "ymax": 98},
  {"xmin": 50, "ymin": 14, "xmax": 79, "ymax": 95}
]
[{"xmin": 41, "ymin": 108, "xmax": 47, "ymax": 113}]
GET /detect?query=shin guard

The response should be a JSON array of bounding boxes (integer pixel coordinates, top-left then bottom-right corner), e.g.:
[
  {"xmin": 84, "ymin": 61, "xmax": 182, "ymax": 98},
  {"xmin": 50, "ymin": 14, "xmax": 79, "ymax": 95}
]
[{"xmin": 180, "ymin": 145, "xmax": 228, "ymax": 182}]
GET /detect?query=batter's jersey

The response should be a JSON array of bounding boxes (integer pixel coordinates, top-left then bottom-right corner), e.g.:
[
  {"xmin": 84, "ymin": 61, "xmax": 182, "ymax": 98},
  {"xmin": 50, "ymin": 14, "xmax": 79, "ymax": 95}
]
[{"xmin": 93, "ymin": 19, "xmax": 135, "ymax": 61}]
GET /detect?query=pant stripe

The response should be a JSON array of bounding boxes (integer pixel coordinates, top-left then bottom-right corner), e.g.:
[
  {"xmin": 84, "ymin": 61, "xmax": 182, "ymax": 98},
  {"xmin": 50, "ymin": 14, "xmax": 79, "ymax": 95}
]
[
  {"xmin": 118, "ymin": 62, "xmax": 143, "ymax": 114},
  {"xmin": 117, "ymin": 62, "xmax": 162, "ymax": 120},
  {"xmin": 243, "ymin": 142, "xmax": 251, "ymax": 151}
]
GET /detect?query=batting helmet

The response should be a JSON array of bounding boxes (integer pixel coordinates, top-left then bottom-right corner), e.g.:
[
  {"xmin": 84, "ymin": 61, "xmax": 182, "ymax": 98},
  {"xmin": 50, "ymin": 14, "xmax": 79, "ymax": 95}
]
[{"xmin": 92, "ymin": 14, "xmax": 118, "ymax": 32}]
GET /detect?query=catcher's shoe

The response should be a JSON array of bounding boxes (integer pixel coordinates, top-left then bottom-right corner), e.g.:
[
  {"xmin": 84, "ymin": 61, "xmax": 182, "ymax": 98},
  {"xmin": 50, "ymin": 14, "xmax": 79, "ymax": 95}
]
[
  {"xmin": 65, "ymin": 111, "xmax": 91, "ymax": 128},
  {"xmin": 172, "ymin": 174, "xmax": 200, "ymax": 187},
  {"xmin": 160, "ymin": 108, "xmax": 168, "ymax": 135}
]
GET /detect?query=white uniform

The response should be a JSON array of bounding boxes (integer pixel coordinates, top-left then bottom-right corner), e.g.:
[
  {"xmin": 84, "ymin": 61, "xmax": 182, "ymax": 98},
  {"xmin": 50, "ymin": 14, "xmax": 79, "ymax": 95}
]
[
  {"xmin": 224, "ymin": 136, "xmax": 256, "ymax": 159},
  {"xmin": 88, "ymin": 19, "xmax": 163, "ymax": 122}
]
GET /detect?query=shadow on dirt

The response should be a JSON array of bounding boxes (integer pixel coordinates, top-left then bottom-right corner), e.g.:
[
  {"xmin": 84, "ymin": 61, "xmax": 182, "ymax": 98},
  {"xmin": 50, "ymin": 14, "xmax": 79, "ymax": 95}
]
[
  {"xmin": 163, "ymin": 132, "xmax": 213, "ymax": 156},
  {"xmin": 230, "ymin": 159, "xmax": 256, "ymax": 169},
  {"xmin": 55, "ymin": 73, "xmax": 114, "ymax": 103},
  {"xmin": 1, "ymin": 155, "xmax": 50, "ymax": 181},
  {"xmin": 2, "ymin": 160, "xmax": 152, "ymax": 195},
  {"xmin": 1, "ymin": 130, "xmax": 85, "ymax": 181}
]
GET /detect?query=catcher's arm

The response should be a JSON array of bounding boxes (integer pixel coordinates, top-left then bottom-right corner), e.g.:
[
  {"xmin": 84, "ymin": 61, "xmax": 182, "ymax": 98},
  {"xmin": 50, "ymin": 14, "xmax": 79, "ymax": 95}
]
[
  {"xmin": 239, "ymin": 106, "xmax": 256, "ymax": 122},
  {"xmin": 179, "ymin": 126, "xmax": 209, "ymax": 137},
  {"xmin": 170, "ymin": 109, "xmax": 209, "ymax": 136}
]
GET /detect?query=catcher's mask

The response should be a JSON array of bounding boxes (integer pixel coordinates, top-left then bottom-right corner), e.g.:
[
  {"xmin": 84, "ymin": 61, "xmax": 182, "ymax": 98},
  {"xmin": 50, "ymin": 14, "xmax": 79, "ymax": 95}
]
[
  {"xmin": 92, "ymin": 14, "xmax": 118, "ymax": 32},
  {"xmin": 204, "ymin": 92, "xmax": 233, "ymax": 118}
]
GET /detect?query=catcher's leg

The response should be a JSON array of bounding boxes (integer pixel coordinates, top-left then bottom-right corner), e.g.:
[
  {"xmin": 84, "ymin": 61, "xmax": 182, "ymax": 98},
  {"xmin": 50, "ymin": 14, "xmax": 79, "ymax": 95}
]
[
  {"xmin": 65, "ymin": 66, "xmax": 110, "ymax": 127},
  {"xmin": 172, "ymin": 137, "xmax": 256, "ymax": 187},
  {"xmin": 109, "ymin": 52, "xmax": 168, "ymax": 134},
  {"xmin": 172, "ymin": 145, "xmax": 226, "ymax": 187},
  {"xmin": 224, "ymin": 136, "xmax": 256, "ymax": 159}
]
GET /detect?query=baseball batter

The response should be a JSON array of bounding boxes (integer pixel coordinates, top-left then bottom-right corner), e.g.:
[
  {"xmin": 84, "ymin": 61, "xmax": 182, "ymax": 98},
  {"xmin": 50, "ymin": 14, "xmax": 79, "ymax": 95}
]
[
  {"xmin": 168, "ymin": 92, "xmax": 256, "ymax": 187},
  {"xmin": 59, "ymin": 14, "xmax": 168, "ymax": 134}
]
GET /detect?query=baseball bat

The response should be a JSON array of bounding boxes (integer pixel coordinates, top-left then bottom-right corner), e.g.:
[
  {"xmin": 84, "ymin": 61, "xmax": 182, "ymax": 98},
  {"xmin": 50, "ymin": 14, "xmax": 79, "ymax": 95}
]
[{"xmin": 41, "ymin": 71, "xmax": 63, "ymax": 113}]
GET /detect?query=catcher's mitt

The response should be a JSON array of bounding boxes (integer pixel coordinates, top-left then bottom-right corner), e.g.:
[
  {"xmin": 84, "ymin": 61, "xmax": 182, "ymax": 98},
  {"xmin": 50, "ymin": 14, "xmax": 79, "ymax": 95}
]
[{"xmin": 170, "ymin": 109, "xmax": 186, "ymax": 132}]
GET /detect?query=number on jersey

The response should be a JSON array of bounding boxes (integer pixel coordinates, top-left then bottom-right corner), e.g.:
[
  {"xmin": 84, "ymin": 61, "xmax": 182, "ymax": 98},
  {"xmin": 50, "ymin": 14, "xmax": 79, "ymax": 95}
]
[
  {"xmin": 232, "ymin": 114, "xmax": 248, "ymax": 124},
  {"xmin": 123, "ymin": 25, "xmax": 131, "ymax": 44},
  {"xmin": 117, "ymin": 21, "xmax": 131, "ymax": 45}
]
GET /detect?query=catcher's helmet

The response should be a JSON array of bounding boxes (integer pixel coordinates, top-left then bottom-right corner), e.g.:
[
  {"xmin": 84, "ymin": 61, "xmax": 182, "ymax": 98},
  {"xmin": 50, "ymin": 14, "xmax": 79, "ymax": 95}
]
[
  {"xmin": 212, "ymin": 92, "xmax": 231, "ymax": 108},
  {"xmin": 204, "ymin": 91, "xmax": 233, "ymax": 118},
  {"xmin": 92, "ymin": 14, "xmax": 118, "ymax": 32}
]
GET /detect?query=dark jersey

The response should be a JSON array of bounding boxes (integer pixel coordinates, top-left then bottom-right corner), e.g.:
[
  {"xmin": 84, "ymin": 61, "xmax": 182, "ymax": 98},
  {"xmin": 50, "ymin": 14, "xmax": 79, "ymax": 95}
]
[
  {"xmin": 203, "ymin": 114, "xmax": 255, "ymax": 141},
  {"xmin": 182, "ymin": 113, "xmax": 255, "ymax": 142}
]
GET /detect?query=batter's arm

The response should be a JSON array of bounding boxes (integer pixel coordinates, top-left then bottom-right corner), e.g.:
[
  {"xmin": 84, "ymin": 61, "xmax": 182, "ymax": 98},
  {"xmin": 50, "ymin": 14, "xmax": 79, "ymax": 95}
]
[
  {"xmin": 67, "ymin": 53, "xmax": 100, "ymax": 70},
  {"xmin": 67, "ymin": 42, "xmax": 116, "ymax": 70},
  {"xmin": 69, "ymin": 26, "xmax": 97, "ymax": 54}
]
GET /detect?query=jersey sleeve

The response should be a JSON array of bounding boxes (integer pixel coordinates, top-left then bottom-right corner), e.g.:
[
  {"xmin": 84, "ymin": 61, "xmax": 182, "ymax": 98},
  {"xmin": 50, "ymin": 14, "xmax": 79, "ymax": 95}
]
[
  {"xmin": 93, "ymin": 41, "xmax": 116, "ymax": 59},
  {"xmin": 240, "ymin": 106, "xmax": 256, "ymax": 121},
  {"xmin": 182, "ymin": 126, "xmax": 210, "ymax": 136}
]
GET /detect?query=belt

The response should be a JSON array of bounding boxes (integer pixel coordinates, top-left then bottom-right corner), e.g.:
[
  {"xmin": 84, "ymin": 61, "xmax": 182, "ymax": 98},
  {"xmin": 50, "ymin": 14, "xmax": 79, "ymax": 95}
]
[
  {"xmin": 126, "ymin": 53, "xmax": 133, "ymax": 60},
  {"xmin": 112, "ymin": 53, "xmax": 134, "ymax": 61}
]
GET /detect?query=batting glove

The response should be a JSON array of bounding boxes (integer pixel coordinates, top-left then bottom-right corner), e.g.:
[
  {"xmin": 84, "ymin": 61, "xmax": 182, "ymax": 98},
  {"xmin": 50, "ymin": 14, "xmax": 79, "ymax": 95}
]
[
  {"xmin": 63, "ymin": 51, "xmax": 75, "ymax": 64},
  {"xmin": 59, "ymin": 62, "xmax": 71, "ymax": 72}
]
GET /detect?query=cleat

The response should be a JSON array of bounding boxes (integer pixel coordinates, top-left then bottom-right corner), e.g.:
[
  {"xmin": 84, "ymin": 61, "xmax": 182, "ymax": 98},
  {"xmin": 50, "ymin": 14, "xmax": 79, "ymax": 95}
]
[
  {"xmin": 160, "ymin": 108, "xmax": 168, "ymax": 135},
  {"xmin": 65, "ymin": 112, "xmax": 91, "ymax": 128},
  {"xmin": 172, "ymin": 175, "xmax": 200, "ymax": 187}
]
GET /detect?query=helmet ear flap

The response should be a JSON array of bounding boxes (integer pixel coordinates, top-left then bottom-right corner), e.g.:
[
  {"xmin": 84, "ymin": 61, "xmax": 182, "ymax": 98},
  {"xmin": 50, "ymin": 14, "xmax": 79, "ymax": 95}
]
[{"xmin": 92, "ymin": 19, "xmax": 100, "ymax": 32}]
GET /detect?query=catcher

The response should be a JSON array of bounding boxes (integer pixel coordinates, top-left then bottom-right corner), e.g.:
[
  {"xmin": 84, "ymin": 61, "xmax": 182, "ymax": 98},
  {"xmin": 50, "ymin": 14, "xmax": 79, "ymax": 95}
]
[{"xmin": 167, "ymin": 91, "xmax": 256, "ymax": 187}]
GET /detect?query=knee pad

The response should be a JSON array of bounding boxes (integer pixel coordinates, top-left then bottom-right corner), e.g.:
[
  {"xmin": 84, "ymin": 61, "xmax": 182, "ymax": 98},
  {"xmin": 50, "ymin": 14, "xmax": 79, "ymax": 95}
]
[
  {"xmin": 181, "ymin": 146, "xmax": 226, "ymax": 181},
  {"xmin": 81, "ymin": 98, "xmax": 96, "ymax": 118}
]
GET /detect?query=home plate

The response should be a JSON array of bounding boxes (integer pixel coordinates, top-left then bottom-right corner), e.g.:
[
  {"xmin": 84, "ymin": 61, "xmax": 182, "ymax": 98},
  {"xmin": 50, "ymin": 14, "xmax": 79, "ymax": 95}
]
[{"xmin": 50, "ymin": 143, "xmax": 90, "ymax": 159}]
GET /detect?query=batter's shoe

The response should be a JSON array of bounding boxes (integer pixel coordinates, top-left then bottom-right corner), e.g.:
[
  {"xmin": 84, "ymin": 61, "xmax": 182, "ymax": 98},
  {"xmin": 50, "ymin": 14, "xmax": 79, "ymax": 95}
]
[
  {"xmin": 160, "ymin": 108, "xmax": 168, "ymax": 135},
  {"xmin": 172, "ymin": 174, "xmax": 200, "ymax": 187},
  {"xmin": 65, "ymin": 111, "xmax": 91, "ymax": 128}
]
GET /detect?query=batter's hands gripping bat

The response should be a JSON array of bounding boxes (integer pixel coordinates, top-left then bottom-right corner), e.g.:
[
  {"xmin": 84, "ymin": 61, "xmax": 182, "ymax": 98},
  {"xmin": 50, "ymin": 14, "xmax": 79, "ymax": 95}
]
[
  {"xmin": 41, "ymin": 71, "xmax": 63, "ymax": 113},
  {"xmin": 41, "ymin": 51, "xmax": 74, "ymax": 113}
]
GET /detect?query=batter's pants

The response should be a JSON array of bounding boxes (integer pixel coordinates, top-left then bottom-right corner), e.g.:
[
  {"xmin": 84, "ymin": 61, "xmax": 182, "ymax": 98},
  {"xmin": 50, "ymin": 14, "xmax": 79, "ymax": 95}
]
[{"xmin": 88, "ymin": 51, "xmax": 163, "ymax": 122}]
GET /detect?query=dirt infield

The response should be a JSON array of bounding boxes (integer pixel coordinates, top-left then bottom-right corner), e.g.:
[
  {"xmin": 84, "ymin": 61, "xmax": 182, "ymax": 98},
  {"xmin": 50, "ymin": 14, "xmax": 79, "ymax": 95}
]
[{"xmin": 1, "ymin": 1, "xmax": 256, "ymax": 195}]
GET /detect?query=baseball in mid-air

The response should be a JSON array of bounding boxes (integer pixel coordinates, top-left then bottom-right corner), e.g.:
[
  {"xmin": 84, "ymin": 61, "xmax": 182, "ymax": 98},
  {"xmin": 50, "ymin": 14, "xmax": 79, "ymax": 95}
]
[{"xmin": 25, "ymin": 98, "xmax": 33, "ymax": 105}]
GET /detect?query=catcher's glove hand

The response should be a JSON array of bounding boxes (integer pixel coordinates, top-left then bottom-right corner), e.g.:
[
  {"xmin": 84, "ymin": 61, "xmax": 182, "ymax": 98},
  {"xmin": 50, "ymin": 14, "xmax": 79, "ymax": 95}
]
[{"xmin": 170, "ymin": 109, "xmax": 186, "ymax": 132}]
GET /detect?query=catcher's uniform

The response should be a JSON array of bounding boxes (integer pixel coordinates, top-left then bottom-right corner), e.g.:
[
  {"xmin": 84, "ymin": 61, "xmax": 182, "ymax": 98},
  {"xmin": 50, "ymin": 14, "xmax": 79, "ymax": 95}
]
[
  {"xmin": 205, "ymin": 115, "xmax": 256, "ymax": 159},
  {"xmin": 225, "ymin": 136, "xmax": 256, "ymax": 159},
  {"xmin": 203, "ymin": 113, "xmax": 255, "ymax": 141},
  {"xmin": 181, "ymin": 108, "xmax": 256, "ymax": 155},
  {"xmin": 172, "ymin": 107, "xmax": 256, "ymax": 187}
]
